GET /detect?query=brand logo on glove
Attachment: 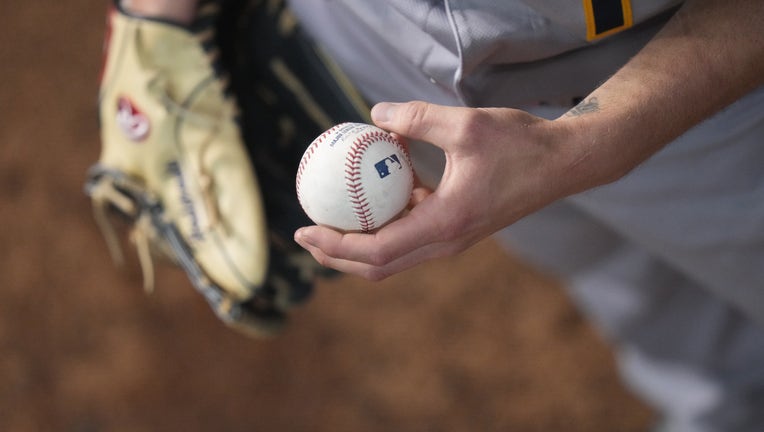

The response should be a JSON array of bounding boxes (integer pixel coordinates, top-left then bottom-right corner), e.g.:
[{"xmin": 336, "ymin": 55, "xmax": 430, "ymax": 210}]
[
  {"xmin": 116, "ymin": 96, "xmax": 150, "ymax": 141},
  {"xmin": 166, "ymin": 161, "xmax": 204, "ymax": 241}
]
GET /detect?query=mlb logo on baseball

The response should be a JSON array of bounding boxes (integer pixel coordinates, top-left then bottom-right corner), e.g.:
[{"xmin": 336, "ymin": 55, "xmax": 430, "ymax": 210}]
[
  {"xmin": 374, "ymin": 154, "xmax": 403, "ymax": 179},
  {"xmin": 296, "ymin": 123, "xmax": 414, "ymax": 233}
]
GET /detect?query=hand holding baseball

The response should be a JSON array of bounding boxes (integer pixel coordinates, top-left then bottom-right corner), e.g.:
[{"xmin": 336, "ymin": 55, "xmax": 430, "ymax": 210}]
[
  {"xmin": 294, "ymin": 101, "xmax": 589, "ymax": 280},
  {"xmin": 296, "ymin": 123, "xmax": 414, "ymax": 233}
]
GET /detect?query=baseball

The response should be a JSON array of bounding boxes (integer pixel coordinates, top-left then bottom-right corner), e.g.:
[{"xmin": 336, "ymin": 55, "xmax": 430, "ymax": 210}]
[{"xmin": 296, "ymin": 122, "xmax": 414, "ymax": 233}]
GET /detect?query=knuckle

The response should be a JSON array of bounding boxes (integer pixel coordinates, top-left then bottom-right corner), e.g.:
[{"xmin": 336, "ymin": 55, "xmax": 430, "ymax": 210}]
[
  {"xmin": 312, "ymin": 252, "xmax": 332, "ymax": 268},
  {"xmin": 396, "ymin": 101, "xmax": 432, "ymax": 137},
  {"xmin": 428, "ymin": 213, "xmax": 475, "ymax": 259},
  {"xmin": 367, "ymin": 249, "xmax": 393, "ymax": 267},
  {"xmin": 438, "ymin": 211, "xmax": 471, "ymax": 241},
  {"xmin": 430, "ymin": 236, "xmax": 469, "ymax": 261},
  {"xmin": 442, "ymin": 240, "xmax": 469, "ymax": 258},
  {"xmin": 454, "ymin": 109, "xmax": 488, "ymax": 142},
  {"xmin": 364, "ymin": 268, "xmax": 391, "ymax": 282}
]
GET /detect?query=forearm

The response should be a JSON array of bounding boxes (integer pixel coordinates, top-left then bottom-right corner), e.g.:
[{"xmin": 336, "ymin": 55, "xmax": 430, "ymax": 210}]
[
  {"xmin": 121, "ymin": 0, "xmax": 199, "ymax": 24},
  {"xmin": 556, "ymin": 0, "xmax": 764, "ymax": 192}
]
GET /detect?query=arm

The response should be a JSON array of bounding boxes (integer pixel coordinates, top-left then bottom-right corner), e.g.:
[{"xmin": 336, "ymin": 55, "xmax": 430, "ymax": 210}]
[
  {"xmin": 559, "ymin": 0, "xmax": 764, "ymax": 189},
  {"xmin": 294, "ymin": 0, "xmax": 764, "ymax": 280},
  {"xmin": 121, "ymin": 0, "xmax": 198, "ymax": 23}
]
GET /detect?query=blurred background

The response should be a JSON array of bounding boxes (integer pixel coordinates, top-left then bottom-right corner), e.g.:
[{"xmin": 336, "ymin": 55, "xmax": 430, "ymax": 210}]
[{"xmin": 0, "ymin": 1, "xmax": 653, "ymax": 431}]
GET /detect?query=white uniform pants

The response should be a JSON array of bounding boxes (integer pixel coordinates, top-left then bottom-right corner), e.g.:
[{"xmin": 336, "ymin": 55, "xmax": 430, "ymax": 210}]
[{"xmin": 494, "ymin": 89, "xmax": 764, "ymax": 431}]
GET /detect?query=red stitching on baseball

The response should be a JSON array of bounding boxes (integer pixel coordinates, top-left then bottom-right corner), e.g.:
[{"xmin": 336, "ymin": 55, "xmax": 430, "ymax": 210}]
[
  {"xmin": 298, "ymin": 124, "xmax": 409, "ymax": 232},
  {"xmin": 344, "ymin": 129, "xmax": 401, "ymax": 232},
  {"xmin": 296, "ymin": 123, "xmax": 345, "ymax": 209}
]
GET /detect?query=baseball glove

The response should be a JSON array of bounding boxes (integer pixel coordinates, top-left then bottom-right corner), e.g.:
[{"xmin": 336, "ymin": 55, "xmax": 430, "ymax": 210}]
[{"xmin": 85, "ymin": 0, "xmax": 368, "ymax": 338}]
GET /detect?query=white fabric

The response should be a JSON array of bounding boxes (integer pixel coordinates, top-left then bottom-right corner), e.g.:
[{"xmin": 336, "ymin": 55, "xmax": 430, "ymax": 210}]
[
  {"xmin": 495, "ymin": 91, "xmax": 764, "ymax": 431},
  {"xmin": 289, "ymin": 0, "xmax": 681, "ymax": 106}
]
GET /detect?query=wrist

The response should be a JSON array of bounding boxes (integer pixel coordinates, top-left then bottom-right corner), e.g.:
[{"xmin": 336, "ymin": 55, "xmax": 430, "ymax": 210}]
[
  {"xmin": 120, "ymin": 0, "xmax": 198, "ymax": 24},
  {"xmin": 551, "ymin": 89, "xmax": 667, "ymax": 194},
  {"xmin": 547, "ymin": 104, "xmax": 634, "ymax": 196}
]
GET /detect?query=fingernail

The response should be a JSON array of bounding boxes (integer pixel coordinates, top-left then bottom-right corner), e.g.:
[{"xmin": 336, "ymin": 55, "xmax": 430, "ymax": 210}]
[
  {"xmin": 294, "ymin": 228, "xmax": 314, "ymax": 247},
  {"xmin": 371, "ymin": 102, "xmax": 398, "ymax": 123}
]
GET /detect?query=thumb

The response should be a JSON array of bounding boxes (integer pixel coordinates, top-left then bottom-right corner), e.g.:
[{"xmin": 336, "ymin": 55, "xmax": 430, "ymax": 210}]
[{"xmin": 371, "ymin": 101, "xmax": 465, "ymax": 150}]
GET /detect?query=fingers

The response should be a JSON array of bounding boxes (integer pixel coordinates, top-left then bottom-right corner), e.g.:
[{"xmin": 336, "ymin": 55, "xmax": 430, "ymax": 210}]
[
  {"xmin": 295, "ymin": 101, "xmax": 492, "ymax": 280},
  {"xmin": 371, "ymin": 101, "xmax": 471, "ymax": 150},
  {"xmin": 296, "ymin": 200, "xmax": 436, "ymax": 264},
  {"xmin": 296, "ymin": 230, "xmax": 447, "ymax": 281},
  {"xmin": 409, "ymin": 186, "xmax": 431, "ymax": 208},
  {"xmin": 294, "ymin": 194, "xmax": 460, "ymax": 279}
]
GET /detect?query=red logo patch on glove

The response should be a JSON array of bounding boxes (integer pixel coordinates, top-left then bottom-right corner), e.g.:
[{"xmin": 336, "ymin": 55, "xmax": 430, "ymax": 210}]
[{"xmin": 116, "ymin": 96, "xmax": 150, "ymax": 141}]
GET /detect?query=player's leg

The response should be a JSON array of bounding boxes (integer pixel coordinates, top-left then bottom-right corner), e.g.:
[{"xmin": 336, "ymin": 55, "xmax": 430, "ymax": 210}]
[
  {"xmin": 496, "ymin": 89, "xmax": 764, "ymax": 431},
  {"xmin": 568, "ymin": 85, "xmax": 764, "ymax": 329},
  {"xmin": 497, "ymin": 201, "xmax": 764, "ymax": 432}
]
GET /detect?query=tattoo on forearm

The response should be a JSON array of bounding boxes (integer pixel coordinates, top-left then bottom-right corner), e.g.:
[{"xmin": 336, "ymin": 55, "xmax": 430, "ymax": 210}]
[{"xmin": 566, "ymin": 97, "xmax": 600, "ymax": 117}]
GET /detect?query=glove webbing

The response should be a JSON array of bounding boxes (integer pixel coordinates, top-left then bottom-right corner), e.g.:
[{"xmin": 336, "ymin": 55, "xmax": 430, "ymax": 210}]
[{"xmin": 86, "ymin": 167, "xmax": 259, "ymax": 326}]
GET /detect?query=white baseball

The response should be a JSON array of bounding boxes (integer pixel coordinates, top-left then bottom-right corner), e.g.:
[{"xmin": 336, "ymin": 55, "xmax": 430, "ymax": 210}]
[{"xmin": 296, "ymin": 122, "xmax": 414, "ymax": 233}]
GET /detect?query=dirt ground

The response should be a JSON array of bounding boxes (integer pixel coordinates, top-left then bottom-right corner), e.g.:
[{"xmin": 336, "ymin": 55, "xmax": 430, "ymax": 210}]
[{"xmin": 0, "ymin": 2, "xmax": 654, "ymax": 431}]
